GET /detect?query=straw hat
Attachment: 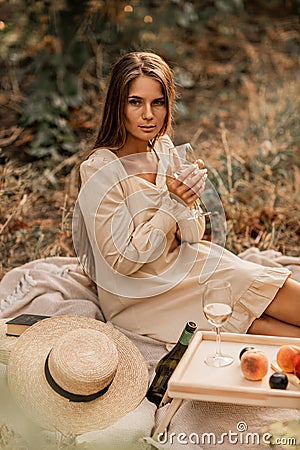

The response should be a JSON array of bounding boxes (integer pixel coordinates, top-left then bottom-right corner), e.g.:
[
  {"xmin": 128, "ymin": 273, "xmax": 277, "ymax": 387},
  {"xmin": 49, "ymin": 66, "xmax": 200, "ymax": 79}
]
[{"xmin": 1, "ymin": 316, "xmax": 148, "ymax": 434}]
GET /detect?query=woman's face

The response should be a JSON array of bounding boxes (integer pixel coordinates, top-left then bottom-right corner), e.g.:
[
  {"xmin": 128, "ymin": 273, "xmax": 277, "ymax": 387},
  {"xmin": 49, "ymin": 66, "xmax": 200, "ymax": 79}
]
[{"xmin": 123, "ymin": 75, "xmax": 167, "ymax": 150}]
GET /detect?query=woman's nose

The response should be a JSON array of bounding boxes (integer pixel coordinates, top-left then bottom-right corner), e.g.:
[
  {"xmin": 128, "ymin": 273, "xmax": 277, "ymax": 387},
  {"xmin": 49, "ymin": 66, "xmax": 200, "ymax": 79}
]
[{"xmin": 142, "ymin": 104, "xmax": 153, "ymax": 120}]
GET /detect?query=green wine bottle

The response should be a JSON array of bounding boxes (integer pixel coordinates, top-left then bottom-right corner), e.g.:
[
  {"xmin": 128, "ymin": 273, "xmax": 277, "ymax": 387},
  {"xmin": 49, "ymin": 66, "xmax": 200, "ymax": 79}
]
[{"xmin": 146, "ymin": 321, "xmax": 197, "ymax": 407}]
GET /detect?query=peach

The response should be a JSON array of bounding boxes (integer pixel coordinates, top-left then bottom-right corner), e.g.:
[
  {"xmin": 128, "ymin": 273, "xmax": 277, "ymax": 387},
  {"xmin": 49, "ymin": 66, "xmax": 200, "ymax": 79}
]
[
  {"xmin": 240, "ymin": 349, "xmax": 269, "ymax": 381},
  {"xmin": 293, "ymin": 354, "xmax": 300, "ymax": 379},
  {"xmin": 276, "ymin": 345, "xmax": 300, "ymax": 373}
]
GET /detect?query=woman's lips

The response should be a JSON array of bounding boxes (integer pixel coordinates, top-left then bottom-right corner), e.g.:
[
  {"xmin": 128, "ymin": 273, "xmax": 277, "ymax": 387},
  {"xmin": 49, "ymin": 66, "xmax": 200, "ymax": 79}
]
[{"xmin": 139, "ymin": 125, "xmax": 156, "ymax": 133}]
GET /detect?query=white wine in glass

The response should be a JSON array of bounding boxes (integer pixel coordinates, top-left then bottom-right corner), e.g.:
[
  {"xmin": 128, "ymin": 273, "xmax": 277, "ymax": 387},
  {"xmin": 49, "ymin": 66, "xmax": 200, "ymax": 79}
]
[
  {"xmin": 203, "ymin": 279, "xmax": 233, "ymax": 367},
  {"xmin": 169, "ymin": 143, "xmax": 211, "ymax": 218}
]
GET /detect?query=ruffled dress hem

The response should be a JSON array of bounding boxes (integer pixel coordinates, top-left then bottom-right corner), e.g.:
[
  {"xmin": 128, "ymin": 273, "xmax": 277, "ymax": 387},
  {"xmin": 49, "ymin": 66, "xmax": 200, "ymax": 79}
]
[{"xmin": 224, "ymin": 266, "xmax": 291, "ymax": 334}]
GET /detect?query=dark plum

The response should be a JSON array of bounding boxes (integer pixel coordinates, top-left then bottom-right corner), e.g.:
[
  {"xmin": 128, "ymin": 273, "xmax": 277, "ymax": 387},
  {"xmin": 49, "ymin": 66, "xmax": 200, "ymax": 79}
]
[
  {"xmin": 269, "ymin": 372, "xmax": 288, "ymax": 390},
  {"xmin": 239, "ymin": 346, "xmax": 256, "ymax": 360}
]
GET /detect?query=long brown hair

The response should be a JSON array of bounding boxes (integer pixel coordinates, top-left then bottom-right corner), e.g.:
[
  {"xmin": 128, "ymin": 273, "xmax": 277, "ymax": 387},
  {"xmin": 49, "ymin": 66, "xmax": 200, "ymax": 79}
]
[{"xmin": 86, "ymin": 52, "xmax": 176, "ymax": 160}]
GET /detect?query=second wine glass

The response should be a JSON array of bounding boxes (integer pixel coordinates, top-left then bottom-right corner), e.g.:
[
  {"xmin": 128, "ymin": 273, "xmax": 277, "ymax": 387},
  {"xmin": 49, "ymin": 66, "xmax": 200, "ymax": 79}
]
[{"xmin": 202, "ymin": 279, "xmax": 233, "ymax": 367}]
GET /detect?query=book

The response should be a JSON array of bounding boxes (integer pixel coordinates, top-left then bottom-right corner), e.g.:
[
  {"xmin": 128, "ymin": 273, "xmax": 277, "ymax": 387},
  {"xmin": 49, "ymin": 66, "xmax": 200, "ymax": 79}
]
[{"xmin": 6, "ymin": 314, "xmax": 51, "ymax": 336}]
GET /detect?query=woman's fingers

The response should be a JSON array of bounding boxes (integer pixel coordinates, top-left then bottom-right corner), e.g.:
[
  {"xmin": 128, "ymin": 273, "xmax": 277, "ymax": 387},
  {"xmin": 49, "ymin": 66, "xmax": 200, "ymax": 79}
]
[
  {"xmin": 195, "ymin": 159, "xmax": 205, "ymax": 169},
  {"xmin": 180, "ymin": 169, "xmax": 207, "ymax": 195},
  {"xmin": 190, "ymin": 171, "xmax": 207, "ymax": 197},
  {"xmin": 176, "ymin": 165, "xmax": 198, "ymax": 183},
  {"xmin": 166, "ymin": 164, "xmax": 207, "ymax": 207}
]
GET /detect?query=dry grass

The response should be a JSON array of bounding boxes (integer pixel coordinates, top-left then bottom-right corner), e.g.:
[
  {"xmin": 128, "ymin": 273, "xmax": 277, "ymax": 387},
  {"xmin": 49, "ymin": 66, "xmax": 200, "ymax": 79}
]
[
  {"xmin": 0, "ymin": 160, "xmax": 78, "ymax": 278},
  {"xmin": 194, "ymin": 78, "xmax": 300, "ymax": 255}
]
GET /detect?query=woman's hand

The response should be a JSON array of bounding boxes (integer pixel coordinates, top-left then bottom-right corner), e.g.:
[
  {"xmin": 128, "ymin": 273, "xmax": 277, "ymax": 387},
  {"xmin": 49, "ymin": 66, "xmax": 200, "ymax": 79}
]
[{"xmin": 166, "ymin": 160, "xmax": 207, "ymax": 208}]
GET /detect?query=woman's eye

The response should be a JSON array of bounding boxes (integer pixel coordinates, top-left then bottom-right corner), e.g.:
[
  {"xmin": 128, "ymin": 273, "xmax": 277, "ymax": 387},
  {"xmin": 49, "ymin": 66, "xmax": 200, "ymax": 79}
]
[
  {"xmin": 153, "ymin": 99, "xmax": 165, "ymax": 106},
  {"xmin": 129, "ymin": 99, "xmax": 141, "ymax": 106}
]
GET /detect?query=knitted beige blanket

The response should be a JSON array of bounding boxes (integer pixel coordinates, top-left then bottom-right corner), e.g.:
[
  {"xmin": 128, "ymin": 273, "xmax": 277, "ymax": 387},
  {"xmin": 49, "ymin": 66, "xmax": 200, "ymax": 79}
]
[
  {"xmin": 0, "ymin": 249, "xmax": 299, "ymax": 450},
  {"xmin": 1, "ymin": 248, "xmax": 299, "ymax": 321}
]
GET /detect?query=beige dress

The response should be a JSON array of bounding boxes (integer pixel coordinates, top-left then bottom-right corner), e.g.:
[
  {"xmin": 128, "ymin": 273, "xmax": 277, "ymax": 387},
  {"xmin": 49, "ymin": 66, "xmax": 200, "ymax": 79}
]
[{"xmin": 76, "ymin": 135, "xmax": 290, "ymax": 343}]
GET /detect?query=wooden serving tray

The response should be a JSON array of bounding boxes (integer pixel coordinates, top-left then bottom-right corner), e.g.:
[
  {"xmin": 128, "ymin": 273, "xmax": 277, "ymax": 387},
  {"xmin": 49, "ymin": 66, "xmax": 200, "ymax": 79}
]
[{"xmin": 168, "ymin": 331, "xmax": 300, "ymax": 409}]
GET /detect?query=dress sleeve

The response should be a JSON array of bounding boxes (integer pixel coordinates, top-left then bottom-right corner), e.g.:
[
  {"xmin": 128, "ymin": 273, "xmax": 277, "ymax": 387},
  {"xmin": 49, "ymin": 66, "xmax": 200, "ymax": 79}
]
[
  {"xmin": 176, "ymin": 214, "xmax": 205, "ymax": 243},
  {"xmin": 79, "ymin": 153, "xmax": 195, "ymax": 277}
]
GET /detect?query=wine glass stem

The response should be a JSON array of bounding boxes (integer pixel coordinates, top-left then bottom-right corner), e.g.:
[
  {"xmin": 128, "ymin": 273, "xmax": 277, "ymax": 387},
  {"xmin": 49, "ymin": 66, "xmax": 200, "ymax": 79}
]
[{"xmin": 215, "ymin": 326, "xmax": 222, "ymax": 357}]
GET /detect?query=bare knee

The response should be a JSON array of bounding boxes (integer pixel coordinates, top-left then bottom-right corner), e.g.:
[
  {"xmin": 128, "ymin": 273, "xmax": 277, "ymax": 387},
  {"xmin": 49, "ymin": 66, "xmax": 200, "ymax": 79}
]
[
  {"xmin": 248, "ymin": 314, "xmax": 273, "ymax": 335},
  {"xmin": 248, "ymin": 314, "xmax": 300, "ymax": 338}
]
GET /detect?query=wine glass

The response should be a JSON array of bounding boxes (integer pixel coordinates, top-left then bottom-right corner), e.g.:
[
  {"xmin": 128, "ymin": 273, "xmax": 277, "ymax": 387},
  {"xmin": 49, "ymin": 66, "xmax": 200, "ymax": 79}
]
[
  {"xmin": 169, "ymin": 143, "xmax": 211, "ymax": 219},
  {"xmin": 202, "ymin": 279, "xmax": 233, "ymax": 367}
]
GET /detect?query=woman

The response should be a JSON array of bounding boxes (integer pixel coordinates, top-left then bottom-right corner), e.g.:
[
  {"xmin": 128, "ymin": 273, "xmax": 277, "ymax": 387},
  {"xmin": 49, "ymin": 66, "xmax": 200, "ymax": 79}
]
[{"xmin": 74, "ymin": 51, "xmax": 300, "ymax": 343}]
